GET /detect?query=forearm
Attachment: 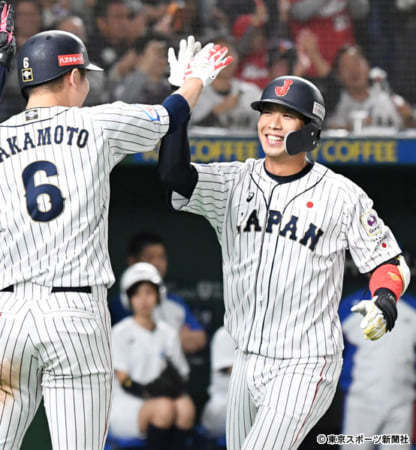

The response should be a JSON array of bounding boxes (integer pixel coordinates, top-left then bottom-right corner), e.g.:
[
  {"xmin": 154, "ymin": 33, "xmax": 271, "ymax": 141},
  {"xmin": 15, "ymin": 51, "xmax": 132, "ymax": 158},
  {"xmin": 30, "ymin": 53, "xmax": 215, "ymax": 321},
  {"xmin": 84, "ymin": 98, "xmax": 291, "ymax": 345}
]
[
  {"xmin": 290, "ymin": 0, "xmax": 328, "ymax": 21},
  {"xmin": 161, "ymin": 79, "xmax": 203, "ymax": 134},
  {"xmin": 180, "ymin": 329, "xmax": 207, "ymax": 353},
  {"xmin": 121, "ymin": 377, "xmax": 147, "ymax": 398},
  {"xmin": 158, "ymin": 118, "xmax": 197, "ymax": 198},
  {"xmin": 369, "ymin": 255, "xmax": 410, "ymax": 300},
  {"xmin": 116, "ymin": 370, "xmax": 147, "ymax": 398},
  {"xmin": 174, "ymin": 78, "xmax": 204, "ymax": 111},
  {"xmin": 308, "ymin": 51, "xmax": 331, "ymax": 78}
]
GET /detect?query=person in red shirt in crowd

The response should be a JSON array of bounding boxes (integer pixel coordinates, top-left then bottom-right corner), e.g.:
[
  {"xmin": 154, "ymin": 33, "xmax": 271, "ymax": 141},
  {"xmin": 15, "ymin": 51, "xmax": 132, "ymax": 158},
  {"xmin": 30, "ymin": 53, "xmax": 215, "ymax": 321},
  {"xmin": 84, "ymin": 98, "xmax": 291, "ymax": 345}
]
[
  {"xmin": 288, "ymin": 0, "xmax": 369, "ymax": 78},
  {"xmin": 232, "ymin": 0, "xmax": 270, "ymax": 89}
]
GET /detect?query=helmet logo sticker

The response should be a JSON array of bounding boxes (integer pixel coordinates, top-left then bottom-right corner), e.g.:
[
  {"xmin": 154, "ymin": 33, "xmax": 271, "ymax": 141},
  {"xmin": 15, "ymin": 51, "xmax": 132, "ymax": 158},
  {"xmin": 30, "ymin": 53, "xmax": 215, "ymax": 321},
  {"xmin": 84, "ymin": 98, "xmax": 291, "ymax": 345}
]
[
  {"xmin": 21, "ymin": 68, "xmax": 33, "ymax": 83},
  {"xmin": 312, "ymin": 101, "xmax": 325, "ymax": 120},
  {"xmin": 58, "ymin": 53, "xmax": 84, "ymax": 67},
  {"xmin": 275, "ymin": 79, "xmax": 293, "ymax": 96}
]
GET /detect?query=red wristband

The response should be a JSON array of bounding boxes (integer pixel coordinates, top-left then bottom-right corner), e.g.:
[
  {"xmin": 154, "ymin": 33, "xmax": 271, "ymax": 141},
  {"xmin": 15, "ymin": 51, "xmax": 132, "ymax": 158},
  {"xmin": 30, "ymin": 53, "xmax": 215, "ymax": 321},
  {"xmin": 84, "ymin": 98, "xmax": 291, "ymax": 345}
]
[{"xmin": 369, "ymin": 264, "xmax": 404, "ymax": 301}]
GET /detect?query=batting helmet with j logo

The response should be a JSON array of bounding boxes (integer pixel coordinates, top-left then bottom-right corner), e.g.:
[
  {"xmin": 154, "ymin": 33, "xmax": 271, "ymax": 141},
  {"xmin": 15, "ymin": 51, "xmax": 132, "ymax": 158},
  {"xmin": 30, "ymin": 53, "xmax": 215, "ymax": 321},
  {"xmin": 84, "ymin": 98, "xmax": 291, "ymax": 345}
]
[{"xmin": 251, "ymin": 76, "xmax": 325, "ymax": 155}]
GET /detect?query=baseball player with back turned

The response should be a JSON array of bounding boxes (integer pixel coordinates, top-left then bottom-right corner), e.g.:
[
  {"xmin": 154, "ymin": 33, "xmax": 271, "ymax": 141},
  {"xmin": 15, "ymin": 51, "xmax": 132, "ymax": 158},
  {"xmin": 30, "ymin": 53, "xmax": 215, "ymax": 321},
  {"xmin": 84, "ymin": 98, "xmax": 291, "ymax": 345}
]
[
  {"xmin": 158, "ymin": 73, "xmax": 411, "ymax": 449},
  {"xmin": 0, "ymin": 31, "xmax": 231, "ymax": 450}
]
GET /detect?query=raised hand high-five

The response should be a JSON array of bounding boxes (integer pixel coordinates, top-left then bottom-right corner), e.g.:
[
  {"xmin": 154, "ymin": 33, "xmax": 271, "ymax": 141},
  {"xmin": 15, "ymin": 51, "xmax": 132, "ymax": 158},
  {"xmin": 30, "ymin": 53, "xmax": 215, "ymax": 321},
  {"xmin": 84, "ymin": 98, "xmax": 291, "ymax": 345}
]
[
  {"xmin": 168, "ymin": 36, "xmax": 233, "ymax": 88},
  {"xmin": 184, "ymin": 43, "xmax": 233, "ymax": 87},
  {"xmin": 168, "ymin": 35, "xmax": 202, "ymax": 87}
]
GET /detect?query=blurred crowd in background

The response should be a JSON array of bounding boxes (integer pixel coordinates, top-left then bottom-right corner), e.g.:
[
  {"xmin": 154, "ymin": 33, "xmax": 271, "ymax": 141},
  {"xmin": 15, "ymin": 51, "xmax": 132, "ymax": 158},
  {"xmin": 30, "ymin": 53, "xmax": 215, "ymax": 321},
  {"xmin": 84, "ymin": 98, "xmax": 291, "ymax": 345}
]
[{"xmin": 4, "ymin": 0, "xmax": 416, "ymax": 132}]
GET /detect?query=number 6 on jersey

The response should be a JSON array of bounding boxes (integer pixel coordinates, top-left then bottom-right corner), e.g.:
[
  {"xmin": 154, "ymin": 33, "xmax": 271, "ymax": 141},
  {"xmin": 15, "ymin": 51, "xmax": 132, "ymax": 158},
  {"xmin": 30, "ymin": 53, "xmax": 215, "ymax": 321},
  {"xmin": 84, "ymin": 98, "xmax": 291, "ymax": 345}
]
[{"xmin": 22, "ymin": 160, "xmax": 64, "ymax": 222}]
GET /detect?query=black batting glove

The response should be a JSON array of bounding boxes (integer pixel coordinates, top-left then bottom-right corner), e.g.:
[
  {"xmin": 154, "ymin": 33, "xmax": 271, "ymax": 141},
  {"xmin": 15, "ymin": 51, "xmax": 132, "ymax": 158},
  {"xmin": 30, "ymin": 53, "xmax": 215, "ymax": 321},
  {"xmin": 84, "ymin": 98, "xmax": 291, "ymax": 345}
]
[{"xmin": 374, "ymin": 288, "xmax": 398, "ymax": 332}]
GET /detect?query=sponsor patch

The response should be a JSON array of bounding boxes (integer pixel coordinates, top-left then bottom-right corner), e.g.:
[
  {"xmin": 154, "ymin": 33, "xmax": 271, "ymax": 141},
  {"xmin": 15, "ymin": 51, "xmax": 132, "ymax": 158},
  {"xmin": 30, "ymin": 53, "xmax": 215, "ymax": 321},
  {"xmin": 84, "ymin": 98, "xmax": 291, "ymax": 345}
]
[
  {"xmin": 313, "ymin": 101, "xmax": 325, "ymax": 120},
  {"xmin": 58, "ymin": 53, "xmax": 84, "ymax": 67},
  {"xmin": 360, "ymin": 209, "xmax": 382, "ymax": 236},
  {"xmin": 21, "ymin": 68, "xmax": 33, "ymax": 83}
]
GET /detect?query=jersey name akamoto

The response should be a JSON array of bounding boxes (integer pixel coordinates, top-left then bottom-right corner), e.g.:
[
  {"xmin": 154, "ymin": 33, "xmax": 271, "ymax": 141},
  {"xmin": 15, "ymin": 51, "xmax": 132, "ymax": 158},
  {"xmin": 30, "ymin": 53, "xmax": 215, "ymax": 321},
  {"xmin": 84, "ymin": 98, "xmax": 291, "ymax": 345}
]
[
  {"xmin": 237, "ymin": 208, "xmax": 324, "ymax": 251},
  {"xmin": 0, "ymin": 125, "xmax": 89, "ymax": 163}
]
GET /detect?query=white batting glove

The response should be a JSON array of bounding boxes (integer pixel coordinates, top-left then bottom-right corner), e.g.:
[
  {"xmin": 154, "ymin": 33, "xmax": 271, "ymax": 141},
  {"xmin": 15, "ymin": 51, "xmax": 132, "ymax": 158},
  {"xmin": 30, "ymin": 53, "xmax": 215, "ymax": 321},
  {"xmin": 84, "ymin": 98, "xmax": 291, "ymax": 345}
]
[
  {"xmin": 351, "ymin": 289, "xmax": 398, "ymax": 341},
  {"xmin": 351, "ymin": 298, "xmax": 387, "ymax": 340},
  {"xmin": 168, "ymin": 35, "xmax": 202, "ymax": 87},
  {"xmin": 184, "ymin": 43, "xmax": 233, "ymax": 87}
]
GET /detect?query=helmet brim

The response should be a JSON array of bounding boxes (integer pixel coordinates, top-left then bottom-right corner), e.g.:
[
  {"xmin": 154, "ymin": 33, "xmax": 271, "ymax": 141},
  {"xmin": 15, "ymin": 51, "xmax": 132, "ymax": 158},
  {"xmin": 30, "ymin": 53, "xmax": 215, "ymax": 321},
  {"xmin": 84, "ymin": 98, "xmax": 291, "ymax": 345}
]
[{"xmin": 85, "ymin": 62, "xmax": 103, "ymax": 72}]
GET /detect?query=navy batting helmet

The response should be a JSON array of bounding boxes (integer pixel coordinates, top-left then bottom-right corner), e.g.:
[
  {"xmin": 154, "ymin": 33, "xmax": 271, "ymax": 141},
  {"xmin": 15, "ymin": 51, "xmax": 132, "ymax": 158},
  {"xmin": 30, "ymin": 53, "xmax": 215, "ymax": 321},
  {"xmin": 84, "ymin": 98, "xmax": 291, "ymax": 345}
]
[
  {"xmin": 17, "ymin": 30, "xmax": 103, "ymax": 95},
  {"xmin": 251, "ymin": 76, "xmax": 325, "ymax": 154}
]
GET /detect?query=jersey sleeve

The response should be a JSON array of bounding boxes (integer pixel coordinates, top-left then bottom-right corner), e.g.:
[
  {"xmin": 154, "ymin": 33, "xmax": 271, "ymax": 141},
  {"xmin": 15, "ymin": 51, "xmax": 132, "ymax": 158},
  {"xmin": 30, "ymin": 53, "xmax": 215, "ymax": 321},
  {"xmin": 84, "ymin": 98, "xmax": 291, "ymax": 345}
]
[
  {"xmin": 346, "ymin": 186, "xmax": 402, "ymax": 273},
  {"xmin": 89, "ymin": 101, "xmax": 170, "ymax": 166},
  {"xmin": 171, "ymin": 161, "xmax": 243, "ymax": 240}
]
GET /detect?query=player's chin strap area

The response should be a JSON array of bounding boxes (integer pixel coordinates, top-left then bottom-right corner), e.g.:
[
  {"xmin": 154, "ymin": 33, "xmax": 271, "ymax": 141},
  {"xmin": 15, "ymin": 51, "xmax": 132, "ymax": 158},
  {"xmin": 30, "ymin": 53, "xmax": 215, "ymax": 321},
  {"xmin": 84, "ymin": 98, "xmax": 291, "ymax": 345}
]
[{"xmin": 284, "ymin": 122, "xmax": 321, "ymax": 155}]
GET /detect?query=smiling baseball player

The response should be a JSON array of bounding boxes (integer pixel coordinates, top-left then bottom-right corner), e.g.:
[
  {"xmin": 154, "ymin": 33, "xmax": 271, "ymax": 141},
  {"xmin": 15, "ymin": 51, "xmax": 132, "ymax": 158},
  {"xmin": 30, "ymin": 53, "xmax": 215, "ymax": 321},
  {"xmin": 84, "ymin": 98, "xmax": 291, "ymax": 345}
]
[
  {"xmin": 0, "ymin": 30, "xmax": 231, "ymax": 450},
  {"xmin": 157, "ymin": 75, "xmax": 411, "ymax": 449}
]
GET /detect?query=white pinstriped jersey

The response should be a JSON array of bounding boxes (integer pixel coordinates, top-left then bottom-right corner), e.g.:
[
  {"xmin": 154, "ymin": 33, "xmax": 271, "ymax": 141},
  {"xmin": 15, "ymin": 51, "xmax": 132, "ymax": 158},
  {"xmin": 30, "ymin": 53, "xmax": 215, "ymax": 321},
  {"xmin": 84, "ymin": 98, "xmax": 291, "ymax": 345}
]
[
  {"xmin": 172, "ymin": 159, "xmax": 401, "ymax": 358},
  {"xmin": 0, "ymin": 103, "xmax": 168, "ymax": 288}
]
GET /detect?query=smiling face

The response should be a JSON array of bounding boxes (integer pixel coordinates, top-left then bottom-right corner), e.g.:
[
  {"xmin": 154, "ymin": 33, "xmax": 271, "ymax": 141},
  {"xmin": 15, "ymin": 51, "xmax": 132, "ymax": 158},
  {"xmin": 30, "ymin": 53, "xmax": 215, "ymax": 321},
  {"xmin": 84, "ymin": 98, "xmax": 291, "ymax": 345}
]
[{"xmin": 257, "ymin": 103, "xmax": 305, "ymax": 161}]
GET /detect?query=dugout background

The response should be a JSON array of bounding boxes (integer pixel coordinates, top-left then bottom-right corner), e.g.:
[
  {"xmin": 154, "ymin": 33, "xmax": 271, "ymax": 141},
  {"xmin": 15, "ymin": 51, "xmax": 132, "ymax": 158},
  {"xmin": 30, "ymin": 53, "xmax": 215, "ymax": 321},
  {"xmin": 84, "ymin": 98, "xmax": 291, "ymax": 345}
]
[{"xmin": 22, "ymin": 163, "xmax": 416, "ymax": 449}]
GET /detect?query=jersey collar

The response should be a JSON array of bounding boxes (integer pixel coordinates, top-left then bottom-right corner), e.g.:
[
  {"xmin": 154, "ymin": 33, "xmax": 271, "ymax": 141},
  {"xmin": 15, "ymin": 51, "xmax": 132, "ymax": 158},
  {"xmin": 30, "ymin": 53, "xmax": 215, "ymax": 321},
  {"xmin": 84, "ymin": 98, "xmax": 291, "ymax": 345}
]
[{"xmin": 263, "ymin": 161, "xmax": 314, "ymax": 184}]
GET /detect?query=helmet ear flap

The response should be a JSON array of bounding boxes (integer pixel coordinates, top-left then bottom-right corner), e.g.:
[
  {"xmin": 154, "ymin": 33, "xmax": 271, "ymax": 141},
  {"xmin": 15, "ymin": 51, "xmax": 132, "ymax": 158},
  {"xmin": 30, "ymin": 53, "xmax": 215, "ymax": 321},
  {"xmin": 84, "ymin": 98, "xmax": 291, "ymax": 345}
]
[{"xmin": 284, "ymin": 122, "xmax": 321, "ymax": 155}]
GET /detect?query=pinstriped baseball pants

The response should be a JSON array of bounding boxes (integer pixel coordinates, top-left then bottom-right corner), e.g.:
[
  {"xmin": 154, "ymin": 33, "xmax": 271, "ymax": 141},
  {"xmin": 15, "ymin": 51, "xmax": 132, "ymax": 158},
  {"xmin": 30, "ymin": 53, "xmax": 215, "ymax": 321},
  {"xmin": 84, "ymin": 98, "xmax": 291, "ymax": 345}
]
[
  {"xmin": 0, "ymin": 282, "xmax": 113, "ymax": 450},
  {"xmin": 226, "ymin": 349, "xmax": 343, "ymax": 450}
]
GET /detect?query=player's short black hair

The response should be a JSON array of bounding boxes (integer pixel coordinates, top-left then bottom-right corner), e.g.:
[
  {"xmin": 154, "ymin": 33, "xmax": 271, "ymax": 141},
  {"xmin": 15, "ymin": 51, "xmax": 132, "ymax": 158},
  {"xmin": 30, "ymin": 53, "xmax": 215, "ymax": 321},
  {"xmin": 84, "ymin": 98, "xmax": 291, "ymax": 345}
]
[
  {"xmin": 24, "ymin": 68, "xmax": 87, "ymax": 98},
  {"xmin": 134, "ymin": 32, "xmax": 170, "ymax": 55},
  {"xmin": 94, "ymin": 0, "xmax": 126, "ymax": 18},
  {"xmin": 127, "ymin": 231, "xmax": 165, "ymax": 259}
]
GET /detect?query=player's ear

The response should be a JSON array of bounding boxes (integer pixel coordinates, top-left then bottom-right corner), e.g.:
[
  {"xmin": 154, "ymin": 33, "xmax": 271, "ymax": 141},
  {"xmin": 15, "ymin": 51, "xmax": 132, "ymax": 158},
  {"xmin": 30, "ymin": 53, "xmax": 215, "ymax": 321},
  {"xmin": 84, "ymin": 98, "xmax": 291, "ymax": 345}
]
[
  {"xmin": 66, "ymin": 69, "xmax": 77, "ymax": 88},
  {"xmin": 68, "ymin": 69, "xmax": 84, "ymax": 87}
]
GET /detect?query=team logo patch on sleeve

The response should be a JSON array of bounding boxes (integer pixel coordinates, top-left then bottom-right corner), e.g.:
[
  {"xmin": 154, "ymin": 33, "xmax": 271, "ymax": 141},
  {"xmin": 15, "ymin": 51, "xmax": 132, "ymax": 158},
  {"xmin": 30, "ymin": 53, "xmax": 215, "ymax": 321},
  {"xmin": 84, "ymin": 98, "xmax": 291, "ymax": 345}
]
[
  {"xmin": 360, "ymin": 209, "xmax": 382, "ymax": 236},
  {"xmin": 58, "ymin": 53, "xmax": 84, "ymax": 67}
]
